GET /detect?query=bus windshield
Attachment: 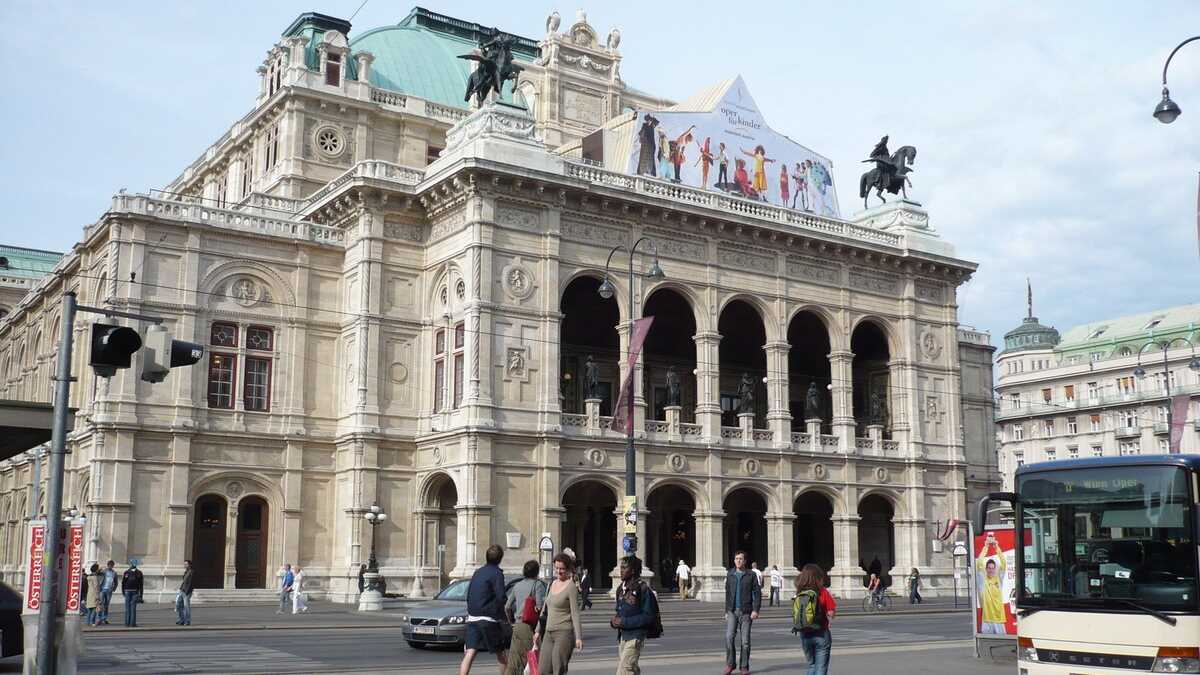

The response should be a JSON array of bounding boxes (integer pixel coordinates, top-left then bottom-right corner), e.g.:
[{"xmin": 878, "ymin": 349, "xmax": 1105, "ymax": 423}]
[{"xmin": 1017, "ymin": 464, "xmax": 1198, "ymax": 613}]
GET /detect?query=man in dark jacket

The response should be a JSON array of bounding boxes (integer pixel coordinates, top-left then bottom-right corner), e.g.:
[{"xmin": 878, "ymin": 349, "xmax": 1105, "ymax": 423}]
[
  {"xmin": 177, "ymin": 560, "xmax": 194, "ymax": 626},
  {"xmin": 459, "ymin": 544, "xmax": 509, "ymax": 675},
  {"xmin": 723, "ymin": 550, "xmax": 761, "ymax": 675},
  {"xmin": 121, "ymin": 561, "xmax": 144, "ymax": 627},
  {"xmin": 611, "ymin": 555, "xmax": 656, "ymax": 674}
]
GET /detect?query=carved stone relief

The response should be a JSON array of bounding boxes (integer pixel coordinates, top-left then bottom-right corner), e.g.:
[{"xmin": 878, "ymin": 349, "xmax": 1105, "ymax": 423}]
[
  {"xmin": 495, "ymin": 202, "xmax": 541, "ymax": 230},
  {"xmin": 919, "ymin": 329, "xmax": 943, "ymax": 361},
  {"xmin": 786, "ymin": 255, "xmax": 841, "ymax": 286},
  {"xmin": 849, "ymin": 268, "xmax": 900, "ymax": 295},
  {"xmin": 718, "ymin": 244, "xmax": 775, "ymax": 274},
  {"xmin": 667, "ymin": 452, "xmax": 687, "ymax": 472},
  {"xmin": 500, "ymin": 258, "xmax": 536, "ymax": 303},
  {"xmin": 561, "ymin": 219, "xmax": 627, "ymax": 248},
  {"xmin": 585, "ymin": 447, "xmax": 607, "ymax": 468}
]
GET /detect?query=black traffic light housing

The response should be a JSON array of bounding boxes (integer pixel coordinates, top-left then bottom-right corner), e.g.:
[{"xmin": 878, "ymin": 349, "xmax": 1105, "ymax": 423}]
[
  {"xmin": 140, "ymin": 324, "xmax": 204, "ymax": 383},
  {"xmin": 89, "ymin": 323, "xmax": 143, "ymax": 377}
]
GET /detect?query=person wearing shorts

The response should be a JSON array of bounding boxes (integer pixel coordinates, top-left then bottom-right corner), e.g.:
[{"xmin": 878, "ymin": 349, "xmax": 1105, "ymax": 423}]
[{"xmin": 460, "ymin": 545, "xmax": 511, "ymax": 675}]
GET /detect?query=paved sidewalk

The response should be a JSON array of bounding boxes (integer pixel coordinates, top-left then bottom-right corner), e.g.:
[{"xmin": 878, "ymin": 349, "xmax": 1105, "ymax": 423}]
[{"xmin": 84, "ymin": 593, "xmax": 966, "ymax": 633}]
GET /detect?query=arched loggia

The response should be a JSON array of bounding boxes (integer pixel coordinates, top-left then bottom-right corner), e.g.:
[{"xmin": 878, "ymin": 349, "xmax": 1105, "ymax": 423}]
[
  {"xmin": 562, "ymin": 480, "xmax": 618, "ymax": 591},
  {"xmin": 642, "ymin": 288, "xmax": 697, "ymax": 422},
  {"xmin": 561, "ymin": 276, "xmax": 620, "ymax": 415},
  {"xmin": 718, "ymin": 300, "xmax": 767, "ymax": 428},
  {"xmin": 787, "ymin": 311, "xmax": 833, "ymax": 433},
  {"xmin": 851, "ymin": 321, "xmax": 891, "ymax": 437}
]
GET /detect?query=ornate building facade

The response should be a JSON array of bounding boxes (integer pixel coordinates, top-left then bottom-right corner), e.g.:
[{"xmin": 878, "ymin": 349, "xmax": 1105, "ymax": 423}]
[{"xmin": 0, "ymin": 7, "xmax": 986, "ymax": 602}]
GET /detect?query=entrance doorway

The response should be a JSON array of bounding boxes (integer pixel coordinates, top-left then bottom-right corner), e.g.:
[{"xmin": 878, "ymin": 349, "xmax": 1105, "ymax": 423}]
[
  {"xmin": 858, "ymin": 494, "xmax": 895, "ymax": 588},
  {"xmin": 723, "ymin": 488, "xmax": 768, "ymax": 569},
  {"xmin": 235, "ymin": 496, "xmax": 269, "ymax": 589},
  {"xmin": 562, "ymin": 480, "xmax": 617, "ymax": 591},
  {"xmin": 647, "ymin": 485, "xmax": 696, "ymax": 591},
  {"xmin": 793, "ymin": 491, "xmax": 835, "ymax": 571},
  {"xmin": 192, "ymin": 494, "xmax": 227, "ymax": 589}
]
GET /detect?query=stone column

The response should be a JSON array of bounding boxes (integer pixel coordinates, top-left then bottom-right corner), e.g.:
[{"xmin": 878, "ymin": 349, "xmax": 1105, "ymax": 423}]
[
  {"xmin": 764, "ymin": 341, "xmax": 791, "ymax": 449},
  {"xmin": 806, "ymin": 418, "xmax": 822, "ymax": 452},
  {"xmin": 867, "ymin": 424, "xmax": 885, "ymax": 456},
  {"xmin": 693, "ymin": 511, "xmax": 725, "ymax": 602},
  {"xmin": 693, "ymin": 332, "xmax": 722, "ymax": 441},
  {"xmin": 766, "ymin": 512, "xmax": 795, "ymax": 594},
  {"xmin": 829, "ymin": 515, "xmax": 862, "ymax": 598},
  {"xmin": 829, "ymin": 350, "xmax": 856, "ymax": 452},
  {"xmin": 584, "ymin": 398, "xmax": 602, "ymax": 436},
  {"xmin": 664, "ymin": 405, "xmax": 682, "ymax": 442},
  {"xmin": 738, "ymin": 412, "xmax": 754, "ymax": 447},
  {"xmin": 355, "ymin": 51, "xmax": 374, "ymax": 83}
]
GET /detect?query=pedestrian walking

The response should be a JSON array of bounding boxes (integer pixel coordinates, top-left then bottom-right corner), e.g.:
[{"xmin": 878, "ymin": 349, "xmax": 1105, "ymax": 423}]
[
  {"xmin": 84, "ymin": 563, "xmax": 101, "ymax": 626},
  {"xmin": 358, "ymin": 563, "xmax": 367, "ymax": 594},
  {"xmin": 98, "ymin": 560, "xmax": 117, "ymax": 624},
  {"xmin": 534, "ymin": 553, "xmax": 584, "ymax": 675},
  {"xmin": 79, "ymin": 567, "xmax": 90, "ymax": 618},
  {"xmin": 724, "ymin": 551, "xmax": 761, "ymax": 675},
  {"xmin": 792, "ymin": 563, "xmax": 836, "ymax": 675},
  {"xmin": 750, "ymin": 562, "xmax": 763, "ymax": 590},
  {"xmin": 176, "ymin": 559, "xmax": 194, "ymax": 626},
  {"xmin": 675, "ymin": 559, "xmax": 691, "ymax": 600},
  {"xmin": 277, "ymin": 563, "xmax": 294, "ymax": 614},
  {"xmin": 292, "ymin": 565, "xmax": 309, "ymax": 613},
  {"xmin": 503, "ymin": 560, "xmax": 546, "ymax": 675},
  {"xmin": 578, "ymin": 567, "xmax": 592, "ymax": 610},
  {"xmin": 459, "ymin": 544, "xmax": 511, "ymax": 675},
  {"xmin": 610, "ymin": 555, "xmax": 657, "ymax": 675},
  {"xmin": 907, "ymin": 567, "xmax": 923, "ymax": 604},
  {"xmin": 121, "ymin": 561, "xmax": 144, "ymax": 627},
  {"xmin": 768, "ymin": 565, "xmax": 783, "ymax": 607}
]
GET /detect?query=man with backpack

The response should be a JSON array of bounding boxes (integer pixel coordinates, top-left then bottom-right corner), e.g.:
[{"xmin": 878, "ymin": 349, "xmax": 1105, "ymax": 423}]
[
  {"xmin": 791, "ymin": 563, "xmax": 837, "ymax": 675},
  {"xmin": 723, "ymin": 551, "xmax": 761, "ymax": 675},
  {"xmin": 610, "ymin": 555, "xmax": 660, "ymax": 675},
  {"xmin": 504, "ymin": 560, "xmax": 546, "ymax": 675}
]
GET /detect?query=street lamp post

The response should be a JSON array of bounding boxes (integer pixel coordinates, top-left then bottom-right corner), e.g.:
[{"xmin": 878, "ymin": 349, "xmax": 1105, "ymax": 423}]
[
  {"xmin": 1132, "ymin": 337, "xmax": 1200, "ymax": 452},
  {"xmin": 597, "ymin": 237, "xmax": 664, "ymax": 559},
  {"xmin": 1153, "ymin": 36, "xmax": 1200, "ymax": 124},
  {"xmin": 357, "ymin": 504, "xmax": 387, "ymax": 611}
]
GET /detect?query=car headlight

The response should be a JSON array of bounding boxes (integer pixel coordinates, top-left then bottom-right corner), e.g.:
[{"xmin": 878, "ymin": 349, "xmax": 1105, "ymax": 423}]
[
  {"xmin": 449, "ymin": 615, "xmax": 467, "ymax": 624},
  {"xmin": 400, "ymin": 614, "xmax": 408, "ymax": 623}
]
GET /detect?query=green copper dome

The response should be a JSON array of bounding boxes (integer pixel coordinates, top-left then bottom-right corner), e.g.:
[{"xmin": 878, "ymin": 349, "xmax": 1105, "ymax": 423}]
[
  {"xmin": 1001, "ymin": 316, "xmax": 1060, "ymax": 355},
  {"xmin": 350, "ymin": 8, "xmax": 540, "ymax": 111}
]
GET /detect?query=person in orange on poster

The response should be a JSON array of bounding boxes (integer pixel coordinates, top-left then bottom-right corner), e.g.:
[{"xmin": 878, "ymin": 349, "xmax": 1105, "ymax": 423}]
[
  {"xmin": 740, "ymin": 145, "xmax": 775, "ymax": 201},
  {"xmin": 975, "ymin": 533, "xmax": 1008, "ymax": 634},
  {"xmin": 694, "ymin": 137, "xmax": 716, "ymax": 189},
  {"xmin": 779, "ymin": 164, "xmax": 791, "ymax": 207},
  {"xmin": 732, "ymin": 158, "xmax": 756, "ymax": 198}
]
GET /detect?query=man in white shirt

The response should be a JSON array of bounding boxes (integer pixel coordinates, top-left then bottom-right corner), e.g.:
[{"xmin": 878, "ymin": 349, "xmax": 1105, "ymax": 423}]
[
  {"xmin": 751, "ymin": 562, "xmax": 764, "ymax": 589},
  {"xmin": 675, "ymin": 559, "xmax": 692, "ymax": 599},
  {"xmin": 768, "ymin": 565, "xmax": 783, "ymax": 607}
]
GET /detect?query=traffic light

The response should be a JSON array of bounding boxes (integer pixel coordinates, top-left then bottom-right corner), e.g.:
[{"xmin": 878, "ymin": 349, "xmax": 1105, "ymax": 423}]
[
  {"xmin": 89, "ymin": 323, "xmax": 143, "ymax": 377},
  {"xmin": 139, "ymin": 324, "xmax": 204, "ymax": 383}
]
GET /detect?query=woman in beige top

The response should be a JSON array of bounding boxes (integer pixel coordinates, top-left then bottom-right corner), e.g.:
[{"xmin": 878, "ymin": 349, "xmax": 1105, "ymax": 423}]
[{"xmin": 533, "ymin": 553, "xmax": 583, "ymax": 674}]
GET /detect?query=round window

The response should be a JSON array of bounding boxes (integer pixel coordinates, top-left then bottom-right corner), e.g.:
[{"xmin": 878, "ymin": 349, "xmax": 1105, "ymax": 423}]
[{"xmin": 313, "ymin": 126, "xmax": 345, "ymax": 158}]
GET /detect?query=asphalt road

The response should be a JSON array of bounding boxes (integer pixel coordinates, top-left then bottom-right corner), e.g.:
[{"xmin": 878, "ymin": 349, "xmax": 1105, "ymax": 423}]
[{"xmin": 63, "ymin": 607, "xmax": 997, "ymax": 674}]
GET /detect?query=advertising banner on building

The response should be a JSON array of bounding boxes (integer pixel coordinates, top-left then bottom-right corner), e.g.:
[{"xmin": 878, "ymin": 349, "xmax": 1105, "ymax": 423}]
[
  {"xmin": 971, "ymin": 527, "xmax": 1021, "ymax": 637},
  {"xmin": 623, "ymin": 76, "xmax": 840, "ymax": 218}
]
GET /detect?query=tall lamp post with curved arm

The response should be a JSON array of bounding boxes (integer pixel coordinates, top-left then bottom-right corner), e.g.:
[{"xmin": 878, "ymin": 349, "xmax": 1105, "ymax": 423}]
[
  {"xmin": 1132, "ymin": 337, "xmax": 1200, "ymax": 452},
  {"xmin": 1153, "ymin": 36, "xmax": 1200, "ymax": 124},
  {"xmin": 597, "ymin": 237, "xmax": 664, "ymax": 559}
]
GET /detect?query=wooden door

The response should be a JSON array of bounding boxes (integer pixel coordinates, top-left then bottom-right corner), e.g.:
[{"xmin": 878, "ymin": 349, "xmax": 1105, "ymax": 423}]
[
  {"xmin": 235, "ymin": 496, "xmax": 269, "ymax": 589},
  {"xmin": 191, "ymin": 495, "xmax": 227, "ymax": 589}
]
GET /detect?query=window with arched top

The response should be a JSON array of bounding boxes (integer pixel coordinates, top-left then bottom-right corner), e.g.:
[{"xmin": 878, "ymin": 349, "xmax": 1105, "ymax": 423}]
[{"xmin": 208, "ymin": 321, "xmax": 276, "ymax": 412}]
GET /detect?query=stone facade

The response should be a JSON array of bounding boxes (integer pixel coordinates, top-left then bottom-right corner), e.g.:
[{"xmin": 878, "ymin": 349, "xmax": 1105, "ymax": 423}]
[{"xmin": 0, "ymin": 8, "xmax": 984, "ymax": 602}]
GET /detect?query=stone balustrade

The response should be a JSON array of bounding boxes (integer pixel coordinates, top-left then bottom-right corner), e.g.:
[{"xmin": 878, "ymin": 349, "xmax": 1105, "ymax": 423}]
[{"xmin": 109, "ymin": 194, "xmax": 344, "ymax": 245}]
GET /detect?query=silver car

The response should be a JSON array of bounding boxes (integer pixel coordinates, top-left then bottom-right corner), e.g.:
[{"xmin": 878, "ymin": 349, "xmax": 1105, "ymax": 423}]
[{"xmin": 402, "ymin": 575, "xmax": 522, "ymax": 648}]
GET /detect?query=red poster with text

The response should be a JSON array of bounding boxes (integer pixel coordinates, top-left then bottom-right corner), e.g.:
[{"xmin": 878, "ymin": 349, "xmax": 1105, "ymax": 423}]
[
  {"xmin": 65, "ymin": 524, "xmax": 84, "ymax": 612},
  {"xmin": 973, "ymin": 528, "xmax": 1026, "ymax": 636},
  {"xmin": 25, "ymin": 525, "xmax": 45, "ymax": 612}
]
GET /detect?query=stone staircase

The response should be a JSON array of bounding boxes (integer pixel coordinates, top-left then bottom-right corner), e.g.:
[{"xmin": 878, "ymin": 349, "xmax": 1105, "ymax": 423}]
[{"xmin": 190, "ymin": 588, "xmax": 282, "ymax": 604}]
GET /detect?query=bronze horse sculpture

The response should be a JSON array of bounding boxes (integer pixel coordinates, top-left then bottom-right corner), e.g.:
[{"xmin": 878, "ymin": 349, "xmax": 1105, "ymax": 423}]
[
  {"xmin": 459, "ymin": 32, "xmax": 523, "ymax": 107},
  {"xmin": 859, "ymin": 145, "xmax": 917, "ymax": 209}
]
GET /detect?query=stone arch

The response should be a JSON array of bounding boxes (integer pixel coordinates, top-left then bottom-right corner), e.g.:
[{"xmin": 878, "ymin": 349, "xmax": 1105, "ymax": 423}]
[
  {"xmin": 561, "ymin": 274, "xmax": 622, "ymax": 415},
  {"xmin": 857, "ymin": 487, "xmax": 907, "ymax": 520},
  {"xmin": 559, "ymin": 268, "xmax": 628, "ymax": 320},
  {"xmin": 197, "ymin": 260, "xmax": 298, "ymax": 315},
  {"xmin": 646, "ymin": 480, "xmax": 699, "ymax": 590},
  {"xmin": 717, "ymin": 293, "xmax": 780, "ymax": 342},
  {"xmin": 795, "ymin": 484, "xmax": 846, "ymax": 517},
  {"xmin": 562, "ymin": 477, "xmax": 619, "ymax": 591},
  {"xmin": 793, "ymin": 488, "xmax": 836, "ymax": 572},
  {"xmin": 643, "ymin": 280, "xmax": 711, "ymax": 333},
  {"xmin": 428, "ymin": 261, "xmax": 467, "ymax": 317},
  {"xmin": 92, "ymin": 272, "xmax": 108, "ymax": 304},
  {"xmin": 858, "ymin": 490, "xmax": 899, "ymax": 584},
  {"xmin": 849, "ymin": 314, "xmax": 899, "ymax": 357},
  {"xmin": 644, "ymin": 476, "xmax": 709, "ymax": 512},
  {"xmin": 418, "ymin": 470, "xmax": 460, "ymax": 509},
  {"xmin": 516, "ymin": 79, "xmax": 539, "ymax": 116},
  {"xmin": 786, "ymin": 304, "xmax": 842, "ymax": 348},
  {"xmin": 417, "ymin": 471, "xmax": 459, "ymax": 588},
  {"xmin": 722, "ymin": 480, "xmax": 779, "ymax": 514},
  {"xmin": 188, "ymin": 471, "xmax": 280, "ymax": 509},
  {"xmin": 559, "ymin": 472, "xmax": 623, "ymax": 504},
  {"xmin": 722, "ymin": 484, "xmax": 770, "ymax": 568}
]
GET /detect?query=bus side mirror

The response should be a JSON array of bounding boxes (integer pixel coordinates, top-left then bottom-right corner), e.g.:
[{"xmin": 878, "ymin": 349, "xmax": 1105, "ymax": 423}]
[{"xmin": 976, "ymin": 492, "xmax": 1016, "ymax": 534}]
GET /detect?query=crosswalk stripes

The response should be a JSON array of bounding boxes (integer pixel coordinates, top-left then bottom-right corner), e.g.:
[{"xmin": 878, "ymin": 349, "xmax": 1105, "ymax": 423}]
[{"xmin": 82, "ymin": 642, "xmax": 327, "ymax": 674}]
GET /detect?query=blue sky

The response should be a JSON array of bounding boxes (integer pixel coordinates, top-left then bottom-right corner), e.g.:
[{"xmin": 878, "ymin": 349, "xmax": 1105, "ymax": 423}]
[{"xmin": 2, "ymin": 1, "xmax": 1198, "ymax": 343}]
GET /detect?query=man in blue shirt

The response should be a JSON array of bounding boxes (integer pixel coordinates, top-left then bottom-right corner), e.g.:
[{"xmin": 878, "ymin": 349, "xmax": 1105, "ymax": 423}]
[
  {"xmin": 98, "ymin": 560, "xmax": 117, "ymax": 624},
  {"xmin": 611, "ymin": 555, "xmax": 657, "ymax": 674},
  {"xmin": 723, "ymin": 551, "xmax": 761, "ymax": 675},
  {"xmin": 277, "ymin": 564, "xmax": 294, "ymax": 614},
  {"xmin": 459, "ymin": 544, "xmax": 510, "ymax": 675}
]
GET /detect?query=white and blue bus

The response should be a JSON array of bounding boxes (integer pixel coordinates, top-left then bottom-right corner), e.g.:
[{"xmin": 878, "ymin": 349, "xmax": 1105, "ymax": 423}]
[{"xmin": 978, "ymin": 454, "xmax": 1200, "ymax": 674}]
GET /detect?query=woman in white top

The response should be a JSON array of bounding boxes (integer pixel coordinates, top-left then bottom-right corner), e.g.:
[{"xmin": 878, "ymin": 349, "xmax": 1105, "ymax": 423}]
[{"xmin": 292, "ymin": 566, "xmax": 309, "ymax": 613}]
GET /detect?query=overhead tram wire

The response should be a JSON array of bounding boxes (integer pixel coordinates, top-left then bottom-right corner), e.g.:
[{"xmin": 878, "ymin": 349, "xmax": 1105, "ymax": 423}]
[
  {"xmin": 349, "ymin": 0, "xmax": 370, "ymax": 22},
  {"xmin": 0, "ymin": 263, "xmax": 1176, "ymax": 420}
]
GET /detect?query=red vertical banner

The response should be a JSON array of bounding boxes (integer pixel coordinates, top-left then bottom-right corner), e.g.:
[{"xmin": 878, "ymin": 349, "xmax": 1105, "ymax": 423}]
[
  {"xmin": 610, "ymin": 317, "xmax": 655, "ymax": 435},
  {"xmin": 1169, "ymin": 394, "xmax": 1190, "ymax": 453},
  {"xmin": 65, "ymin": 524, "xmax": 84, "ymax": 612},
  {"xmin": 25, "ymin": 524, "xmax": 45, "ymax": 612}
]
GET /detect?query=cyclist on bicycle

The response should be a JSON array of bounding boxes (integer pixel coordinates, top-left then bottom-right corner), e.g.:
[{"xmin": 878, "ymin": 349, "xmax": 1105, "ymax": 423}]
[{"xmin": 867, "ymin": 573, "xmax": 883, "ymax": 605}]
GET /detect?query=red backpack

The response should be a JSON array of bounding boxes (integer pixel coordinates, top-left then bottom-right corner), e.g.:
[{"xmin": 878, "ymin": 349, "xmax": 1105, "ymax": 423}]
[{"xmin": 519, "ymin": 580, "xmax": 546, "ymax": 626}]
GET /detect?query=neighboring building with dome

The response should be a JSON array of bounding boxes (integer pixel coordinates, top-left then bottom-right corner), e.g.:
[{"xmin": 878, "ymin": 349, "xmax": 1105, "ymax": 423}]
[
  {"xmin": 0, "ymin": 7, "xmax": 990, "ymax": 604},
  {"xmin": 996, "ymin": 295, "xmax": 1200, "ymax": 490}
]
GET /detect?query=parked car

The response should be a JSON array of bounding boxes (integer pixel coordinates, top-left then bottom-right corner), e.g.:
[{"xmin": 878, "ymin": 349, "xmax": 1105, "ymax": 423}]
[
  {"xmin": 402, "ymin": 575, "xmax": 521, "ymax": 649},
  {"xmin": 0, "ymin": 579, "xmax": 23, "ymax": 656}
]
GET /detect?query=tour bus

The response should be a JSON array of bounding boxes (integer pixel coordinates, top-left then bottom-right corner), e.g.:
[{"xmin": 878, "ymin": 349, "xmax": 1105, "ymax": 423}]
[{"xmin": 978, "ymin": 454, "xmax": 1200, "ymax": 674}]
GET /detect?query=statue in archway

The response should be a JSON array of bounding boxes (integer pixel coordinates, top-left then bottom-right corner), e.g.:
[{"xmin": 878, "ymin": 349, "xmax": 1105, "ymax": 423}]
[
  {"xmin": 869, "ymin": 388, "xmax": 888, "ymax": 425},
  {"xmin": 804, "ymin": 381, "xmax": 823, "ymax": 421},
  {"xmin": 584, "ymin": 355, "xmax": 600, "ymax": 399},
  {"xmin": 665, "ymin": 365, "xmax": 681, "ymax": 406},
  {"xmin": 736, "ymin": 372, "xmax": 755, "ymax": 415}
]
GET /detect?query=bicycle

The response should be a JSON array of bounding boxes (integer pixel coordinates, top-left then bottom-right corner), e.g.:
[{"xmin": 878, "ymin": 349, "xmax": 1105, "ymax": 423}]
[{"xmin": 862, "ymin": 589, "xmax": 892, "ymax": 613}]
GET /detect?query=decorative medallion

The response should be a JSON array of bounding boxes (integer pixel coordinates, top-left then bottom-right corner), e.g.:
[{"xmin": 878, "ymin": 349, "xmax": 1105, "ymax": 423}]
[
  {"xmin": 874, "ymin": 467, "xmax": 889, "ymax": 483},
  {"xmin": 742, "ymin": 457, "xmax": 760, "ymax": 476},
  {"xmin": 585, "ymin": 448, "xmax": 607, "ymax": 468},
  {"xmin": 227, "ymin": 277, "xmax": 263, "ymax": 307},
  {"xmin": 312, "ymin": 125, "xmax": 346, "ymax": 159},
  {"xmin": 500, "ymin": 258, "xmax": 536, "ymax": 302},
  {"xmin": 432, "ymin": 447, "xmax": 443, "ymax": 466},
  {"xmin": 389, "ymin": 362, "xmax": 408, "ymax": 384},
  {"xmin": 919, "ymin": 329, "xmax": 942, "ymax": 361},
  {"xmin": 812, "ymin": 463, "xmax": 827, "ymax": 479},
  {"xmin": 667, "ymin": 452, "xmax": 686, "ymax": 472},
  {"xmin": 455, "ymin": 279, "xmax": 466, "ymax": 301},
  {"xmin": 226, "ymin": 481, "xmax": 244, "ymax": 499}
]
